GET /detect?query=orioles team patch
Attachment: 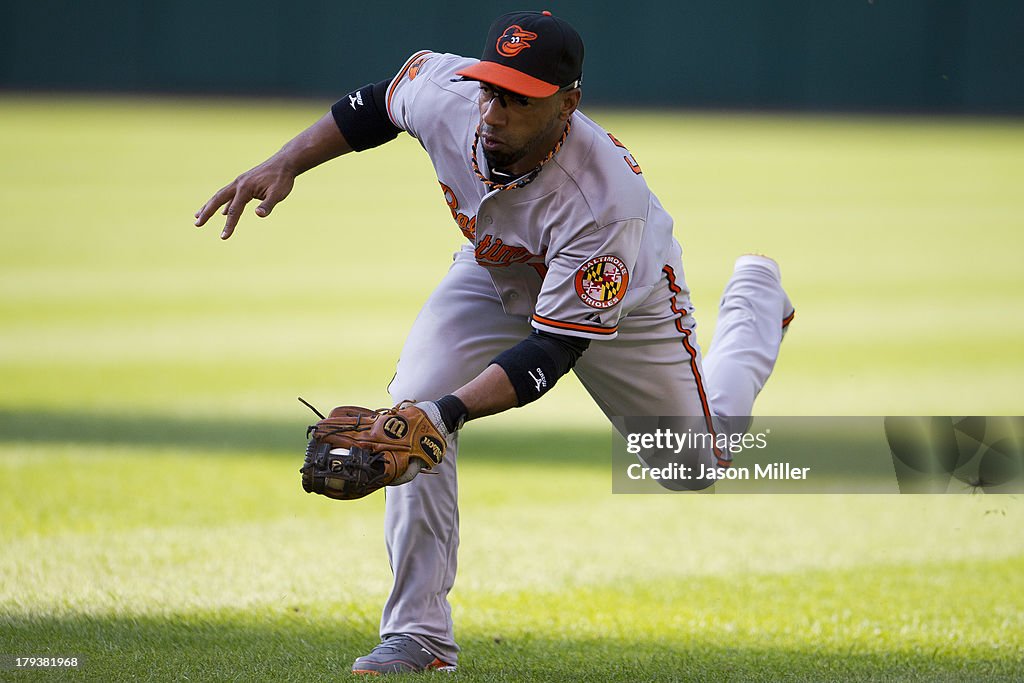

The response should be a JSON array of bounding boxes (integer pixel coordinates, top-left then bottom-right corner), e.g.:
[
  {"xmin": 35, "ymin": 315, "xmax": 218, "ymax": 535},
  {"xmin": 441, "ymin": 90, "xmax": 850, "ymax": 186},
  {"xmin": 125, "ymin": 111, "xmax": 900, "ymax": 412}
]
[
  {"xmin": 575, "ymin": 255, "xmax": 629, "ymax": 309},
  {"xmin": 497, "ymin": 25, "xmax": 538, "ymax": 57}
]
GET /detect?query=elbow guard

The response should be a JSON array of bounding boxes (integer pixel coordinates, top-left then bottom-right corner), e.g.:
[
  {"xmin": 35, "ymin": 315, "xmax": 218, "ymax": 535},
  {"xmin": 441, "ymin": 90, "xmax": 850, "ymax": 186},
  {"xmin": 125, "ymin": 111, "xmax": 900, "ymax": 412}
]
[
  {"xmin": 331, "ymin": 80, "xmax": 401, "ymax": 151},
  {"xmin": 491, "ymin": 331, "xmax": 590, "ymax": 407}
]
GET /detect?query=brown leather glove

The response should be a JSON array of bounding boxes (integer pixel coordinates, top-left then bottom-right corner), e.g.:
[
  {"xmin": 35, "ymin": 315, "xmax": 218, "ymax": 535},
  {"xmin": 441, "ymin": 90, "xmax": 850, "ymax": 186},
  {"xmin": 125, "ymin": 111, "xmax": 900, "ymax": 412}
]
[{"xmin": 300, "ymin": 402, "xmax": 447, "ymax": 500}]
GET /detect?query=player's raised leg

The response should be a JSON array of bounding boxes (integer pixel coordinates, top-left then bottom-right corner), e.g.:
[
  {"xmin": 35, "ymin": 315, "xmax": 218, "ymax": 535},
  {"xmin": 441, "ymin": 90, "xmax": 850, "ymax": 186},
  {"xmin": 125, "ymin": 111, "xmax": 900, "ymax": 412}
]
[
  {"xmin": 702, "ymin": 254, "xmax": 793, "ymax": 421},
  {"xmin": 573, "ymin": 300, "xmax": 724, "ymax": 484},
  {"xmin": 573, "ymin": 254, "xmax": 792, "ymax": 483}
]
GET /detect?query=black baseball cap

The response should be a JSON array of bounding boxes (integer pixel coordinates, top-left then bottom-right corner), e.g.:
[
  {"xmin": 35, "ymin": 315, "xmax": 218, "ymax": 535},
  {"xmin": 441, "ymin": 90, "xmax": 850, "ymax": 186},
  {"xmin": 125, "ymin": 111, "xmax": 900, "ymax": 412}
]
[{"xmin": 456, "ymin": 10, "xmax": 584, "ymax": 98}]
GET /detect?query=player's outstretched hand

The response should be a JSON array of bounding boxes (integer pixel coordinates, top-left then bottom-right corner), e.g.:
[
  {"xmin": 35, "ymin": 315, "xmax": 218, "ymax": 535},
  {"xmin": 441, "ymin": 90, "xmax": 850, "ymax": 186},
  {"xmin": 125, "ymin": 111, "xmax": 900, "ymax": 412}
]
[
  {"xmin": 194, "ymin": 112, "xmax": 352, "ymax": 239},
  {"xmin": 194, "ymin": 160, "xmax": 296, "ymax": 239}
]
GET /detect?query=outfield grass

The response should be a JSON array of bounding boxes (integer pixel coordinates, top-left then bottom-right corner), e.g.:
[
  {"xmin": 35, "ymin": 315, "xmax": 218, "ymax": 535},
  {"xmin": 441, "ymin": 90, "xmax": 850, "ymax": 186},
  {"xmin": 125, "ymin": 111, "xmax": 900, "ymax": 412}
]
[{"xmin": 1, "ymin": 96, "xmax": 1023, "ymax": 680}]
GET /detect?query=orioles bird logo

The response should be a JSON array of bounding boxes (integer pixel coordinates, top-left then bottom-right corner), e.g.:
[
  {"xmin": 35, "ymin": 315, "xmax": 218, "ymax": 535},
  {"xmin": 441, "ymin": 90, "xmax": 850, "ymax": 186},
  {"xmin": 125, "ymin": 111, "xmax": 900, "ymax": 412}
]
[
  {"xmin": 496, "ymin": 24, "xmax": 538, "ymax": 58},
  {"xmin": 407, "ymin": 55, "xmax": 429, "ymax": 81}
]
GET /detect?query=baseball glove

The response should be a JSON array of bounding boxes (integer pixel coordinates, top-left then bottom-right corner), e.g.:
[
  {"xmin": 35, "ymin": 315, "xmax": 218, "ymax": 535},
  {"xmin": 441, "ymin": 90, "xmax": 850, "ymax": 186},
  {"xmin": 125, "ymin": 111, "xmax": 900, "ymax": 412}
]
[{"xmin": 299, "ymin": 400, "xmax": 447, "ymax": 500}]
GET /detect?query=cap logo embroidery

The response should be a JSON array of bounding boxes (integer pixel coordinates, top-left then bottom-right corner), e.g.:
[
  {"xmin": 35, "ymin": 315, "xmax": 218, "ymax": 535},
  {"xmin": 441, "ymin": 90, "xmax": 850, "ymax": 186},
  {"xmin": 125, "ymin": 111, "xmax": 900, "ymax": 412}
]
[
  {"xmin": 496, "ymin": 24, "xmax": 538, "ymax": 57},
  {"xmin": 407, "ymin": 54, "xmax": 429, "ymax": 81}
]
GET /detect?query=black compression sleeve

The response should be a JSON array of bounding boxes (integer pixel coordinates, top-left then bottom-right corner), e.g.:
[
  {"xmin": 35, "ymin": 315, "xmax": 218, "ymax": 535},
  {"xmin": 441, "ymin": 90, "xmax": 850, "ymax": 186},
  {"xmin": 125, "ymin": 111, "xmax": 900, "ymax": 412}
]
[
  {"xmin": 535, "ymin": 329, "xmax": 592, "ymax": 364},
  {"xmin": 490, "ymin": 330, "xmax": 591, "ymax": 407},
  {"xmin": 331, "ymin": 79, "xmax": 401, "ymax": 152},
  {"xmin": 434, "ymin": 394, "xmax": 469, "ymax": 433}
]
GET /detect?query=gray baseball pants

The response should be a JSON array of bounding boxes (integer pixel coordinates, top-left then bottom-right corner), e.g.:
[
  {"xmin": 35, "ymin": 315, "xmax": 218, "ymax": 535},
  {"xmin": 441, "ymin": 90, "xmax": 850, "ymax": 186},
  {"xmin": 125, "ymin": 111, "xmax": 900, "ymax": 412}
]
[{"xmin": 381, "ymin": 250, "xmax": 790, "ymax": 664}]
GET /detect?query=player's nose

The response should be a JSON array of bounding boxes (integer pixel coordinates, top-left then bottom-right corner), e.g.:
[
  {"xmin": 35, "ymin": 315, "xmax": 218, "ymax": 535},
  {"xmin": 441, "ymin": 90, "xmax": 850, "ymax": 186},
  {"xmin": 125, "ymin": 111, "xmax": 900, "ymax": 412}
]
[{"xmin": 480, "ymin": 96, "xmax": 507, "ymax": 127}]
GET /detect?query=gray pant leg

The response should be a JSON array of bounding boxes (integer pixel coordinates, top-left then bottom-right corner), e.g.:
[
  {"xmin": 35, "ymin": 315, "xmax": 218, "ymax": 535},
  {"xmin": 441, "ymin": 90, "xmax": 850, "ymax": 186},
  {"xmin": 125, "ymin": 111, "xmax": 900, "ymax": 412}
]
[
  {"xmin": 703, "ymin": 256, "xmax": 789, "ymax": 419},
  {"xmin": 380, "ymin": 444, "xmax": 460, "ymax": 661},
  {"xmin": 574, "ymin": 313, "xmax": 721, "ymax": 482},
  {"xmin": 380, "ymin": 251, "xmax": 530, "ymax": 664}
]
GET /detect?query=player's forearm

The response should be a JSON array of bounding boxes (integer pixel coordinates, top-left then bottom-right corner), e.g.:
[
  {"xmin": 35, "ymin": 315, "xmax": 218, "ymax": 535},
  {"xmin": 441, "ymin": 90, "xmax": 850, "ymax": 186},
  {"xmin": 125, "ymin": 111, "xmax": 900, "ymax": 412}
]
[
  {"xmin": 441, "ymin": 331, "xmax": 589, "ymax": 429},
  {"xmin": 453, "ymin": 364, "xmax": 519, "ymax": 420},
  {"xmin": 273, "ymin": 112, "xmax": 353, "ymax": 176}
]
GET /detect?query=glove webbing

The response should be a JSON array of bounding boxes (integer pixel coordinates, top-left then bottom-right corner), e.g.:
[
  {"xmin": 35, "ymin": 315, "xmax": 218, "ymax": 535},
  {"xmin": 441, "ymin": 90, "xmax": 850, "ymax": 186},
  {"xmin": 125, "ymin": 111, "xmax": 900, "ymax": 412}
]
[{"xmin": 303, "ymin": 441, "xmax": 389, "ymax": 493}]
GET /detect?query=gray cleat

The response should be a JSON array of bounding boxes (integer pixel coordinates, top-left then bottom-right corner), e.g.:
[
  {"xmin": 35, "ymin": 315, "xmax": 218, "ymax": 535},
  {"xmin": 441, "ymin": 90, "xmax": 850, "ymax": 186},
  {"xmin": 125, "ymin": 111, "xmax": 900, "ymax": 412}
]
[{"xmin": 351, "ymin": 635, "xmax": 456, "ymax": 675}]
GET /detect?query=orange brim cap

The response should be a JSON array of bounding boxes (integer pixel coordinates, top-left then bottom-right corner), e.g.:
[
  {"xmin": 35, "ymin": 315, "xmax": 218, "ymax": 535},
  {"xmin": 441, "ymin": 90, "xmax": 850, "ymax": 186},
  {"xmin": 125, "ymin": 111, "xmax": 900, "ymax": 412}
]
[{"xmin": 455, "ymin": 61, "xmax": 559, "ymax": 98}]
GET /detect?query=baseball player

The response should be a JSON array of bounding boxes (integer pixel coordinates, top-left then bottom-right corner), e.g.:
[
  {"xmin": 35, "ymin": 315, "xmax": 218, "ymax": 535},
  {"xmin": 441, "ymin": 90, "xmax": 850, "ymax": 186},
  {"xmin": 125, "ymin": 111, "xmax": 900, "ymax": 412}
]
[{"xmin": 195, "ymin": 10, "xmax": 793, "ymax": 675}]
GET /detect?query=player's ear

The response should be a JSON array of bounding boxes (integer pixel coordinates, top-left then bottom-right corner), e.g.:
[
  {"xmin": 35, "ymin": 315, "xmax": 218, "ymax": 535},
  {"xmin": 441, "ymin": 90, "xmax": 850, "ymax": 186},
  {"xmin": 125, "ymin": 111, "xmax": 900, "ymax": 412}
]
[{"xmin": 558, "ymin": 88, "xmax": 581, "ymax": 121}]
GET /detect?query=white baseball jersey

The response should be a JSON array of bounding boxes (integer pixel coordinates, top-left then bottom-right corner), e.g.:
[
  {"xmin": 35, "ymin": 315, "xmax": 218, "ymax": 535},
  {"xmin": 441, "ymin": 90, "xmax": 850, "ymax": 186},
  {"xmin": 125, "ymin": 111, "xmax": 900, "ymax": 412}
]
[{"xmin": 385, "ymin": 50, "xmax": 686, "ymax": 341}]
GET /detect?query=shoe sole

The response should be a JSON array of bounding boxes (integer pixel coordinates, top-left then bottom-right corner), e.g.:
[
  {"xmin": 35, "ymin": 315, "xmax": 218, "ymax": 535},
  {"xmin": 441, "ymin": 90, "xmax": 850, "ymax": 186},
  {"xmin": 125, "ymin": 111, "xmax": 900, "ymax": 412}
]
[{"xmin": 352, "ymin": 658, "xmax": 456, "ymax": 675}]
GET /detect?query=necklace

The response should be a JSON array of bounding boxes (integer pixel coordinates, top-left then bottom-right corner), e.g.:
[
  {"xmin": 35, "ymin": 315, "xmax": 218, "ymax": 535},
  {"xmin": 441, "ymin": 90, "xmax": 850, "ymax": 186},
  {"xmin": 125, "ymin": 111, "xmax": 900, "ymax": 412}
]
[{"xmin": 471, "ymin": 120, "xmax": 572, "ymax": 192}]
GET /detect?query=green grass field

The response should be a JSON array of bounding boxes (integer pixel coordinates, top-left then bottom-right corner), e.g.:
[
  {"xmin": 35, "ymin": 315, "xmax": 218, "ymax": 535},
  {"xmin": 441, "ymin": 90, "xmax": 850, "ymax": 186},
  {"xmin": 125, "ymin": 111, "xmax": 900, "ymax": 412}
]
[{"xmin": 1, "ymin": 96, "xmax": 1022, "ymax": 680}]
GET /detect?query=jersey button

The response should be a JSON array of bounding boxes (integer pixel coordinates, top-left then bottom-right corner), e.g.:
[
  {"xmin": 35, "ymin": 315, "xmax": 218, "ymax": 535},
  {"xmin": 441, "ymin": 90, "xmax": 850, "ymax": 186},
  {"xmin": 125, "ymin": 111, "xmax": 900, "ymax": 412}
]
[
  {"xmin": 508, "ymin": 291, "xmax": 519, "ymax": 301},
  {"xmin": 482, "ymin": 215, "xmax": 493, "ymax": 225}
]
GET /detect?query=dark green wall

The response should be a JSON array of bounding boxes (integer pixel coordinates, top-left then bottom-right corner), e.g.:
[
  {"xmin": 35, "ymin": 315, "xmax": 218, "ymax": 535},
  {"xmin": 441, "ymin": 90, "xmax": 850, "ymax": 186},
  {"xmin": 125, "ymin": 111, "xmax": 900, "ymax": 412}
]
[{"xmin": 3, "ymin": 1, "xmax": 1022, "ymax": 113}]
